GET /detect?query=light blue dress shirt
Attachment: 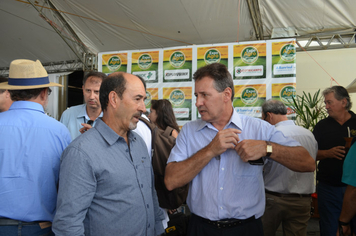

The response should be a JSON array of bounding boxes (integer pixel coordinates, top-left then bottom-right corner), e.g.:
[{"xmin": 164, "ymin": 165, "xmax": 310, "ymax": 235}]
[
  {"xmin": 53, "ymin": 119, "xmax": 164, "ymax": 236},
  {"xmin": 0, "ymin": 101, "xmax": 71, "ymax": 222},
  {"xmin": 167, "ymin": 110, "xmax": 300, "ymax": 221},
  {"xmin": 60, "ymin": 104, "xmax": 103, "ymax": 140}
]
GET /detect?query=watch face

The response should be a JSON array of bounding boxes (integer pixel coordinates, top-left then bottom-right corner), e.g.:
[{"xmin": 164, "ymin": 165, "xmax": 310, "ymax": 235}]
[{"xmin": 267, "ymin": 146, "xmax": 272, "ymax": 153}]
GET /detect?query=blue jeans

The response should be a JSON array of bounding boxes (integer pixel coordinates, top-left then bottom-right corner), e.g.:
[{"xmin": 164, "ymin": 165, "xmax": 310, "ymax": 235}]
[
  {"xmin": 0, "ymin": 222, "xmax": 54, "ymax": 236},
  {"xmin": 317, "ymin": 182, "xmax": 346, "ymax": 236}
]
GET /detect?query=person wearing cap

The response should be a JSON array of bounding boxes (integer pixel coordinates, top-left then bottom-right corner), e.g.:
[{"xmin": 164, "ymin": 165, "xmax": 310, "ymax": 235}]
[
  {"xmin": 261, "ymin": 99, "xmax": 318, "ymax": 236},
  {"xmin": 53, "ymin": 72, "xmax": 164, "ymax": 236},
  {"xmin": 60, "ymin": 71, "xmax": 107, "ymax": 140},
  {"xmin": 0, "ymin": 59, "xmax": 71, "ymax": 236},
  {"xmin": 0, "ymin": 76, "xmax": 13, "ymax": 112},
  {"xmin": 313, "ymin": 86, "xmax": 356, "ymax": 236}
]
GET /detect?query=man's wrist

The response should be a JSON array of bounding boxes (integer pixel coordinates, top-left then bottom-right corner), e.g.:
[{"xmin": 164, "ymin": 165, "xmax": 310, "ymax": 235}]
[{"xmin": 339, "ymin": 220, "xmax": 350, "ymax": 226}]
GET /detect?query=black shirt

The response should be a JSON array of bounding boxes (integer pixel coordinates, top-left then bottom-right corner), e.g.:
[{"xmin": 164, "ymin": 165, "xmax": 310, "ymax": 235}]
[{"xmin": 313, "ymin": 111, "xmax": 356, "ymax": 186}]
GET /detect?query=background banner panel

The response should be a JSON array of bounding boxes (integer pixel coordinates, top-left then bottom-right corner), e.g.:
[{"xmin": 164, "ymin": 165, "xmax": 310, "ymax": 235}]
[
  {"xmin": 131, "ymin": 50, "xmax": 160, "ymax": 83},
  {"xmin": 98, "ymin": 38, "xmax": 297, "ymax": 123},
  {"xmin": 233, "ymin": 43, "xmax": 267, "ymax": 80}
]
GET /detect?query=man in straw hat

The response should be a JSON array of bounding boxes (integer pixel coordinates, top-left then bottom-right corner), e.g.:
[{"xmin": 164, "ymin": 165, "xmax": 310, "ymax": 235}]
[
  {"xmin": 0, "ymin": 76, "xmax": 13, "ymax": 112},
  {"xmin": 0, "ymin": 59, "xmax": 71, "ymax": 236}
]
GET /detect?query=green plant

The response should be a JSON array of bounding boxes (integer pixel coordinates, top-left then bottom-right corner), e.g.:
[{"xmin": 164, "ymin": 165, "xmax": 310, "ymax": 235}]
[{"xmin": 290, "ymin": 89, "xmax": 327, "ymax": 131}]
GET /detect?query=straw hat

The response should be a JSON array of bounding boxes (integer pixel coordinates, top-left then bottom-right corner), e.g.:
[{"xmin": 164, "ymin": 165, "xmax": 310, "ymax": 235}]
[{"xmin": 0, "ymin": 59, "xmax": 63, "ymax": 90}]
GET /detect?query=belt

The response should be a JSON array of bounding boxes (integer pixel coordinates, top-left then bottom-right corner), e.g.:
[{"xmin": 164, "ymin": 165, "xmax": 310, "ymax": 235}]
[
  {"xmin": 0, "ymin": 218, "xmax": 51, "ymax": 227},
  {"xmin": 266, "ymin": 190, "xmax": 311, "ymax": 198},
  {"xmin": 196, "ymin": 214, "xmax": 256, "ymax": 229}
]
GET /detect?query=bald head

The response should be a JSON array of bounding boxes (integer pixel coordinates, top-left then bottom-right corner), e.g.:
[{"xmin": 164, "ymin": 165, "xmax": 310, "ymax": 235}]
[{"xmin": 100, "ymin": 72, "xmax": 146, "ymax": 111}]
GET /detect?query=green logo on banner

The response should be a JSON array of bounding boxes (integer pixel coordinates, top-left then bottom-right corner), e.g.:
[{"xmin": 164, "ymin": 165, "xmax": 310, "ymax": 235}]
[
  {"xmin": 241, "ymin": 87, "xmax": 258, "ymax": 105},
  {"xmin": 204, "ymin": 49, "xmax": 221, "ymax": 64},
  {"xmin": 170, "ymin": 51, "xmax": 185, "ymax": 68},
  {"xmin": 138, "ymin": 54, "xmax": 153, "ymax": 70},
  {"xmin": 241, "ymin": 46, "xmax": 259, "ymax": 64},
  {"xmin": 280, "ymin": 44, "xmax": 296, "ymax": 62},
  {"xmin": 107, "ymin": 56, "xmax": 122, "ymax": 71},
  {"xmin": 169, "ymin": 89, "xmax": 185, "ymax": 106},
  {"xmin": 280, "ymin": 86, "xmax": 296, "ymax": 103},
  {"xmin": 145, "ymin": 91, "xmax": 152, "ymax": 106}
]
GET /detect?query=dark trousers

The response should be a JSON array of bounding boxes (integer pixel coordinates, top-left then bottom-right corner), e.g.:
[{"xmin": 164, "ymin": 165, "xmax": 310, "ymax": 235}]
[
  {"xmin": 0, "ymin": 224, "xmax": 54, "ymax": 236},
  {"xmin": 317, "ymin": 182, "xmax": 346, "ymax": 236},
  {"xmin": 187, "ymin": 214, "xmax": 264, "ymax": 236}
]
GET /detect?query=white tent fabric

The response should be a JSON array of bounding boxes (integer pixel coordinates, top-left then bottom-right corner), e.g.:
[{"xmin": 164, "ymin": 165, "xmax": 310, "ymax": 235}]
[{"xmin": 1, "ymin": 0, "xmax": 356, "ymax": 69}]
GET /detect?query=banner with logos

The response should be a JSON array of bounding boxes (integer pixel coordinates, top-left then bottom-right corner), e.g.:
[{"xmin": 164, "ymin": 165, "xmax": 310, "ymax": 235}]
[{"xmin": 98, "ymin": 39, "xmax": 296, "ymax": 126}]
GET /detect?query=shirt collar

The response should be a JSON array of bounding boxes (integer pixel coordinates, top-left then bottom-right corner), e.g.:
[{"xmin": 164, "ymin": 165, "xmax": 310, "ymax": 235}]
[
  {"xmin": 9, "ymin": 101, "xmax": 45, "ymax": 114},
  {"xmin": 95, "ymin": 119, "xmax": 136, "ymax": 146},
  {"xmin": 77, "ymin": 104, "xmax": 103, "ymax": 122},
  {"xmin": 196, "ymin": 107, "xmax": 242, "ymax": 131},
  {"xmin": 275, "ymin": 119, "xmax": 295, "ymax": 128}
]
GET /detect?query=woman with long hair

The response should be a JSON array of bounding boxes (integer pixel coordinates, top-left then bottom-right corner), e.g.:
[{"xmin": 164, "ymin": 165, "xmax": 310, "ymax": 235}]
[{"xmin": 148, "ymin": 99, "xmax": 179, "ymax": 138}]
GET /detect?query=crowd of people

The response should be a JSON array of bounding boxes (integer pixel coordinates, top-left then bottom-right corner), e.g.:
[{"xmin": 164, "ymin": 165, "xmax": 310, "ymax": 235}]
[{"xmin": 0, "ymin": 59, "xmax": 355, "ymax": 236}]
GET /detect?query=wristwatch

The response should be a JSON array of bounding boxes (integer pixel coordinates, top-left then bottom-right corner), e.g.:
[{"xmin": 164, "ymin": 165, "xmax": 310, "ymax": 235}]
[{"xmin": 266, "ymin": 141, "xmax": 272, "ymax": 157}]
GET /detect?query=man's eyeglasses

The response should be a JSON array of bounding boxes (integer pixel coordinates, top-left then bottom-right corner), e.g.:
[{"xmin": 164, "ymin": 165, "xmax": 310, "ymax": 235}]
[{"xmin": 47, "ymin": 88, "xmax": 52, "ymax": 96}]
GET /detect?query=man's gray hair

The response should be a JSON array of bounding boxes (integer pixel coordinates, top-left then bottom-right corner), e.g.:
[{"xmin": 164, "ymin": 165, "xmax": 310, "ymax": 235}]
[
  {"xmin": 261, "ymin": 99, "xmax": 287, "ymax": 116},
  {"xmin": 323, "ymin": 86, "xmax": 352, "ymax": 110}
]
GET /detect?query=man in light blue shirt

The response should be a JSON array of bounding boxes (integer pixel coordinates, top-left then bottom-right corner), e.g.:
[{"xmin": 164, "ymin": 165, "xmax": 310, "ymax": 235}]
[
  {"xmin": 60, "ymin": 71, "xmax": 106, "ymax": 140},
  {"xmin": 165, "ymin": 63, "xmax": 315, "ymax": 236},
  {"xmin": 53, "ymin": 72, "xmax": 164, "ymax": 236},
  {"xmin": 0, "ymin": 59, "xmax": 71, "ymax": 236}
]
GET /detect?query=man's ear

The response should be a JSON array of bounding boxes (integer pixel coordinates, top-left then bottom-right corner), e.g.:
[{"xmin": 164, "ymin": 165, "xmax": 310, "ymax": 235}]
[
  {"xmin": 223, "ymin": 87, "xmax": 233, "ymax": 102},
  {"xmin": 342, "ymin": 98, "xmax": 347, "ymax": 107},
  {"xmin": 108, "ymin": 91, "xmax": 118, "ymax": 108}
]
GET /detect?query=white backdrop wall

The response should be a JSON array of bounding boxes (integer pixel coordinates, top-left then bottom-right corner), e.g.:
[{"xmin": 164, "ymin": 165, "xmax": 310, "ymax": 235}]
[{"xmin": 296, "ymin": 48, "xmax": 356, "ymax": 109}]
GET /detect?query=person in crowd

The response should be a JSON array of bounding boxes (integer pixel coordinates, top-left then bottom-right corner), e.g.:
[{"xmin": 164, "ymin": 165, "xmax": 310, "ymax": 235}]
[
  {"xmin": 0, "ymin": 77, "xmax": 13, "ymax": 112},
  {"xmin": 261, "ymin": 99, "xmax": 318, "ymax": 236},
  {"xmin": 60, "ymin": 71, "xmax": 107, "ymax": 140},
  {"xmin": 313, "ymin": 86, "xmax": 356, "ymax": 236},
  {"xmin": 53, "ymin": 72, "xmax": 165, "ymax": 236},
  {"xmin": 149, "ymin": 99, "xmax": 180, "ymax": 138},
  {"xmin": 0, "ymin": 59, "xmax": 71, "ymax": 236},
  {"xmin": 337, "ymin": 142, "xmax": 356, "ymax": 236},
  {"xmin": 164, "ymin": 63, "xmax": 315, "ymax": 236}
]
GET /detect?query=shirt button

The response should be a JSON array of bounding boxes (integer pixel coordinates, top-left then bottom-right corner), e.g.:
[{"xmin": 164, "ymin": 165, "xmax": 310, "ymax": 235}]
[
  {"xmin": 220, "ymin": 187, "xmax": 223, "ymax": 190},
  {"xmin": 221, "ymin": 168, "xmax": 224, "ymax": 171},
  {"xmin": 220, "ymin": 207, "xmax": 223, "ymax": 210}
]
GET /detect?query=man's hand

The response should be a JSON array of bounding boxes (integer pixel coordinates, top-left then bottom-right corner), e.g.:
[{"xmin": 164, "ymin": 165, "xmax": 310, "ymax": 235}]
[
  {"xmin": 235, "ymin": 140, "xmax": 266, "ymax": 162},
  {"xmin": 207, "ymin": 128, "xmax": 241, "ymax": 157},
  {"xmin": 79, "ymin": 123, "xmax": 93, "ymax": 134},
  {"xmin": 336, "ymin": 224, "xmax": 351, "ymax": 236},
  {"xmin": 328, "ymin": 146, "xmax": 346, "ymax": 160}
]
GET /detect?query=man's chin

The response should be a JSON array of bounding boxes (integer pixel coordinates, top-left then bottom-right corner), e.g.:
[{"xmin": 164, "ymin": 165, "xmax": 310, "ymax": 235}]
[{"xmin": 129, "ymin": 122, "xmax": 138, "ymax": 130}]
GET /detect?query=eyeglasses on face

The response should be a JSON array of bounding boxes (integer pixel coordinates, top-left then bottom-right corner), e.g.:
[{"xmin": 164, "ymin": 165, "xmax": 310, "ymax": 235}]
[{"xmin": 47, "ymin": 88, "xmax": 52, "ymax": 96}]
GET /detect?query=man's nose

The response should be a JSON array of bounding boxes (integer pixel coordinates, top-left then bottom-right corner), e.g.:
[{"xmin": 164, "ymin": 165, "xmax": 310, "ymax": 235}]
[
  {"xmin": 139, "ymin": 100, "xmax": 146, "ymax": 113},
  {"xmin": 195, "ymin": 96, "xmax": 202, "ymax": 107}
]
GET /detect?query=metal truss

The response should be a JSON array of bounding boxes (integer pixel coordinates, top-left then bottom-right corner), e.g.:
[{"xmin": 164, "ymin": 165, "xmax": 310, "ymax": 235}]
[
  {"xmin": 247, "ymin": 0, "xmax": 264, "ymax": 40},
  {"xmin": 295, "ymin": 33, "xmax": 356, "ymax": 51},
  {"xmin": 28, "ymin": 0, "xmax": 97, "ymax": 71},
  {"xmin": 0, "ymin": 59, "xmax": 92, "ymax": 77}
]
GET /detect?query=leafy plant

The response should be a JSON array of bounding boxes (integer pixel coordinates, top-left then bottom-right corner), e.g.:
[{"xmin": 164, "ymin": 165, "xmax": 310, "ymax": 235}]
[{"xmin": 290, "ymin": 89, "xmax": 327, "ymax": 131}]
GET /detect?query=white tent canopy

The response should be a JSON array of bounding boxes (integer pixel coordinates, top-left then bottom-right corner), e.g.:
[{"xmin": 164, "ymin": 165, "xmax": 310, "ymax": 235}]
[{"xmin": 1, "ymin": 0, "xmax": 356, "ymax": 73}]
